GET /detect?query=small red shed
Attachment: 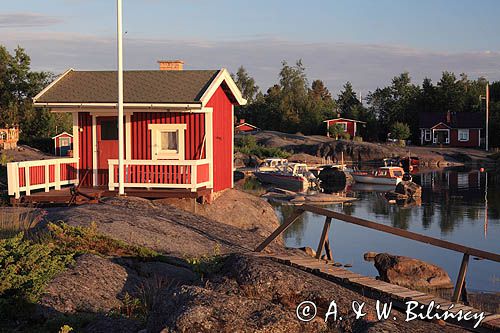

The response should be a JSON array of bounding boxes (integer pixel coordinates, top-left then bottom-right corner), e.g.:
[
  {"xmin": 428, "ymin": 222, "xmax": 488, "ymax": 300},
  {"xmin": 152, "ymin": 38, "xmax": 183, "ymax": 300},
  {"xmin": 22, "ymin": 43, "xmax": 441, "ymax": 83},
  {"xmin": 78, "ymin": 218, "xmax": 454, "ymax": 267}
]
[
  {"xmin": 324, "ymin": 117, "xmax": 365, "ymax": 138},
  {"xmin": 7, "ymin": 61, "xmax": 246, "ymax": 200},
  {"xmin": 52, "ymin": 132, "xmax": 73, "ymax": 156},
  {"xmin": 235, "ymin": 119, "xmax": 260, "ymax": 133}
]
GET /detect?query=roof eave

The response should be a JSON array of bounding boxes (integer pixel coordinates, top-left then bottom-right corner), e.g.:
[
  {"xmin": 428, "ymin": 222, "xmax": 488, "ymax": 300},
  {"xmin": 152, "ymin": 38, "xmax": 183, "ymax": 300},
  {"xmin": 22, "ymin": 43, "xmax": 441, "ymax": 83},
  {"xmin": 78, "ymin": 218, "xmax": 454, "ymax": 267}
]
[
  {"xmin": 200, "ymin": 69, "xmax": 247, "ymax": 107},
  {"xmin": 33, "ymin": 68, "xmax": 74, "ymax": 103},
  {"xmin": 33, "ymin": 102, "xmax": 203, "ymax": 110}
]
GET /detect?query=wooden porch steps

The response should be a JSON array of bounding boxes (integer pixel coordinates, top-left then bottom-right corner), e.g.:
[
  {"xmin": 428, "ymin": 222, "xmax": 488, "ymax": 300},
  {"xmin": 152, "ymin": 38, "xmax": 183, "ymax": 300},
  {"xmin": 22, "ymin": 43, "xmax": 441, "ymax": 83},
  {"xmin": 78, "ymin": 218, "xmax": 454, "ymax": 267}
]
[{"xmin": 250, "ymin": 252, "xmax": 499, "ymax": 332}]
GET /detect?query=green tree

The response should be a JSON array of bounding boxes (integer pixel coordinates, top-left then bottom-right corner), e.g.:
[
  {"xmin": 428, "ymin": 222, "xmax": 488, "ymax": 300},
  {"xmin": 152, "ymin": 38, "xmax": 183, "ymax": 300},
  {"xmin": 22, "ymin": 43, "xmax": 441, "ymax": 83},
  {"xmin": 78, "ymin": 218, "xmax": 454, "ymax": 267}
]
[
  {"xmin": 0, "ymin": 45, "xmax": 71, "ymax": 142},
  {"xmin": 328, "ymin": 123, "xmax": 346, "ymax": 139},
  {"xmin": 337, "ymin": 82, "xmax": 361, "ymax": 118},
  {"xmin": 310, "ymin": 79, "xmax": 332, "ymax": 101},
  {"xmin": 389, "ymin": 122, "xmax": 411, "ymax": 140},
  {"xmin": 232, "ymin": 66, "xmax": 259, "ymax": 103}
]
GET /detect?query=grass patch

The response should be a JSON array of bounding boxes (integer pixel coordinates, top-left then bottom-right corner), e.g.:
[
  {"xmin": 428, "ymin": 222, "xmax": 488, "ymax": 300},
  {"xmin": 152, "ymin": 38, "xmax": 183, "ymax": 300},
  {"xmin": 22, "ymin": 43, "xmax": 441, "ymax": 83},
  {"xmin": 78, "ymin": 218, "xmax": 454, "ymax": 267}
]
[
  {"xmin": 45, "ymin": 222, "xmax": 160, "ymax": 259},
  {"xmin": 0, "ymin": 207, "xmax": 44, "ymax": 239},
  {"xmin": 186, "ymin": 244, "xmax": 225, "ymax": 279},
  {"xmin": 235, "ymin": 135, "xmax": 291, "ymax": 159}
]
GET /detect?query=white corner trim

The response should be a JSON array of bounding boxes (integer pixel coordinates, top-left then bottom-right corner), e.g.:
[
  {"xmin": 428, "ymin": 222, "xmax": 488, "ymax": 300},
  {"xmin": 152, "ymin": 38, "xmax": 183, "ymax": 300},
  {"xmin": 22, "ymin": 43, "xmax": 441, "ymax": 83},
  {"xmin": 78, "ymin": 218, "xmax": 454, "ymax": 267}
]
[
  {"xmin": 199, "ymin": 69, "xmax": 247, "ymax": 107},
  {"xmin": 33, "ymin": 68, "xmax": 74, "ymax": 102},
  {"xmin": 205, "ymin": 111, "xmax": 214, "ymax": 189},
  {"xmin": 125, "ymin": 114, "xmax": 132, "ymax": 159}
]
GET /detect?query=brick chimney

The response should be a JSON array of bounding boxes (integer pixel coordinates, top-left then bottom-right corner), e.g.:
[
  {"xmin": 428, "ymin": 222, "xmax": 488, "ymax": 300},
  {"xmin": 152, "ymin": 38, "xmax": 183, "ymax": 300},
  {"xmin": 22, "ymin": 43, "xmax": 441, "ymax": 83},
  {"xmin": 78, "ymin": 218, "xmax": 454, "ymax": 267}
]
[
  {"xmin": 158, "ymin": 60, "xmax": 184, "ymax": 71},
  {"xmin": 239, "ymin": 119, "xmax": 245, "ymax": 124},
  {"xmin": 446, "ymin": 110, "xmax": 451, "ymax": 124}
]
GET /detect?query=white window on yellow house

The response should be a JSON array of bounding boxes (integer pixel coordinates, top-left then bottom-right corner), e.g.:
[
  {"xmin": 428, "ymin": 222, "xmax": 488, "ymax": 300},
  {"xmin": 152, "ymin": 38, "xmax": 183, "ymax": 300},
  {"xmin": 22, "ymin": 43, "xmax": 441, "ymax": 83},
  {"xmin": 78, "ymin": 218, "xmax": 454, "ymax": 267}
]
[{"xmin": 148, "ymin": 124, "xmax": 186, "ymax": 160}]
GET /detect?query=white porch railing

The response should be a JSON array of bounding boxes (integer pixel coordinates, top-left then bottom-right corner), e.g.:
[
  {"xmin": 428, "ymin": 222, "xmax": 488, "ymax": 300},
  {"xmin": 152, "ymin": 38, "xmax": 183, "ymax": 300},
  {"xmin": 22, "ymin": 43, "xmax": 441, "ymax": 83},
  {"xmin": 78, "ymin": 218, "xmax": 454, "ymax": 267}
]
[
  {"xmin": 108, "ymin": 159, "xmax": 211, "ymax": 192},
  {"xmin": 7, "ymin": 158, "xmax": 79, "ymax": 199}
]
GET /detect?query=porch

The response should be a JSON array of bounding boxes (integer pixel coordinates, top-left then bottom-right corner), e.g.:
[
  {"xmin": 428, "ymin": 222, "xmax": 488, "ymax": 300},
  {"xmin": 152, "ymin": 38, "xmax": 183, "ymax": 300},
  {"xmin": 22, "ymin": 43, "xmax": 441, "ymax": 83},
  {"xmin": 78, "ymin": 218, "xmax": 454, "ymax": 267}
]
[{"xmin": 7, "ymin": 157, "xmax": 212, "ymax": 201}]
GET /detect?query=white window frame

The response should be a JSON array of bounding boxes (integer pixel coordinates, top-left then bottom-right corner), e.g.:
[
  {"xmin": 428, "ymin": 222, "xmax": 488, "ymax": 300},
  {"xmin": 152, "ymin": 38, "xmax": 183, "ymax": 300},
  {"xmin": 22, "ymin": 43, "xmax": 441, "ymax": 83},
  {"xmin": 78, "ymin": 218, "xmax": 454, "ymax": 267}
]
[
  {"xmin": 424, "ymin": 129, "xmax": 431, "ymax": 141},
  {"xmin": 458, "ymin": 129, "xmax": 469, "ymax": 142},
  {"xmin": 148, "ymin": 124, "xmax": 187, "ymax": 160},
  {"xmin": 337, "ymin": 122, "xmax": 348, "ymax": 132},
  {"xmin": 59, "ymin": 137, "xmax": 70, "ymax": 147}
]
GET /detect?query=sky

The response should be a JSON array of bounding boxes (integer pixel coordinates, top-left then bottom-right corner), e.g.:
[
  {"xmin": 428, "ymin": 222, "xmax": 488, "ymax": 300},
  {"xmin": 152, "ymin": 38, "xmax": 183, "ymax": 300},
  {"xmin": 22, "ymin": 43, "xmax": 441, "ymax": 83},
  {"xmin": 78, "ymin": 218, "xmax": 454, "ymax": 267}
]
[{"xmin": 1, "ymin": 0, "xmax": 500, "ymax": 97}]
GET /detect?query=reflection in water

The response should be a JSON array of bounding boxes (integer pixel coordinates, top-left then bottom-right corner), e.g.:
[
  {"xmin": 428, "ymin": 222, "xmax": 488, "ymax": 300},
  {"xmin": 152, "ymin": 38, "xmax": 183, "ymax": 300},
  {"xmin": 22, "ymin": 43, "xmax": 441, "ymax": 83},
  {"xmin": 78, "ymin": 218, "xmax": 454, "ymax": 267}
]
[{"xmin": 276, "ymin": 167, "xmax": 500, "ymax": 292}]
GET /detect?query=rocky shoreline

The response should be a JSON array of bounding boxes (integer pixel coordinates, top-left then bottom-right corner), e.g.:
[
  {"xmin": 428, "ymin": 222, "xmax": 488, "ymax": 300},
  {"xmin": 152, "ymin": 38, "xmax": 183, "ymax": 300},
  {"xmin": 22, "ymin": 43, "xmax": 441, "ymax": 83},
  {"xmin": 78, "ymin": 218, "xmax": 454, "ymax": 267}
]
[{"xmin": 0, "ymin": 190, "xmax": 481, "ymax": 332}]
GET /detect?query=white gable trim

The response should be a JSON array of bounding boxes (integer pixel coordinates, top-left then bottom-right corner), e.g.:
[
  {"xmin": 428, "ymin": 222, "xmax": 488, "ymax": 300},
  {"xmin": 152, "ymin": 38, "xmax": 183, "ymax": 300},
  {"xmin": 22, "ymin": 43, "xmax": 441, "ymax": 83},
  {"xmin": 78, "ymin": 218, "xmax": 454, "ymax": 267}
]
[
  {"xmin": 235, "ymin": 122, "xmax": 259, "ymax": 130},
  {"xmin": 199, "ymin": 68, "xmax": 247, "ymax": 107},
  {"xmin": 431, "ymin": 122, "xmax": 452, "ymax": 129},
  {"xmin": 51, "ymin": 131, "xmax": 73, "ymax": 139},
  {"xmin": 33, "ymin": 68, "xmax": 74, "ymax": 103}
]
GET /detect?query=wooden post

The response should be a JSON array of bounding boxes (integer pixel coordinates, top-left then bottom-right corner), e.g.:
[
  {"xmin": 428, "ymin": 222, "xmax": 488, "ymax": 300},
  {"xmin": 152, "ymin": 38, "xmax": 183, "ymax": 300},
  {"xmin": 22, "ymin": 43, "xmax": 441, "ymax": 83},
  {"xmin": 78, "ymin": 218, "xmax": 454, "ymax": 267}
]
[
  {"xmin": 44, "ymin": 161, "xmax": 50, "ymax": 192},
  {"xmin": 255, "ymin": 208, "xmax": 304, "ymax": 252},
  {"xmin": 25, "ymin": 166, "xmax": 31, "ymax": 196},
  {"xmin": 324, "ymin": 239, "xmax": 333, "ymax": 261},
  {"xmin": 452, "ymin": 253, "xmax": 470, "ymax": 303},
  {"xmin": 316, "ymin": 217, "xmax": 332, "ymax": 259}
]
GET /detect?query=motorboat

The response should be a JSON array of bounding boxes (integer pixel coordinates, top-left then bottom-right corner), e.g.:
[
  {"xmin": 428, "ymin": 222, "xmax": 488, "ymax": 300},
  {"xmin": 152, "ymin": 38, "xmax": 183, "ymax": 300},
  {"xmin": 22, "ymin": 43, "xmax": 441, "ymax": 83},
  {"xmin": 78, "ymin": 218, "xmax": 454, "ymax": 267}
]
[
  {"xmin": 254, "ymin": 163, "xmax": 317, "ymax": 192},
  {"xmin": 351, "ymin": 166, "xmax": 405, "ymax": 186},
  {"xmin": 257, "ymin": 158, "xmax": 288, "ymax": 172}
]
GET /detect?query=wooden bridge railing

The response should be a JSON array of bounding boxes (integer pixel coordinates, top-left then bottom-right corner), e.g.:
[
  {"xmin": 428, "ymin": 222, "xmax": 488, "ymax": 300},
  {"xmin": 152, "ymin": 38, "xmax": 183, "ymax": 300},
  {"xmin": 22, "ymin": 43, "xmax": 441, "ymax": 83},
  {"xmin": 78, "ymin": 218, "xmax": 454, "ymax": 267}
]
[{"xmin": 255, "ymin": 204, "xmax": 500, "ymax": 303}]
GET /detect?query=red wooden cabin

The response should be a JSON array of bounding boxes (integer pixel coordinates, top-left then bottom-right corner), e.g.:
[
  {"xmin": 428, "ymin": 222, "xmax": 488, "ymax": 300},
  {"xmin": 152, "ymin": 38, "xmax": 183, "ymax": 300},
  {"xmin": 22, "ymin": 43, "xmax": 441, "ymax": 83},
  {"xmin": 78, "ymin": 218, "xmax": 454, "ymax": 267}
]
[
  {"xmin": 419, "ymin": 111, "xmax": 484, "ymax": 147},
  {"xmin": 52, "ymin": 132, "xmax": 73, "ymax": 156},
  {"xmin": 7, "ymin": 61, "xmax": 246, "ymax": 200},
  {"xmin": 324, "ymin": 117, "xmax": 365, "ymax": 138}
]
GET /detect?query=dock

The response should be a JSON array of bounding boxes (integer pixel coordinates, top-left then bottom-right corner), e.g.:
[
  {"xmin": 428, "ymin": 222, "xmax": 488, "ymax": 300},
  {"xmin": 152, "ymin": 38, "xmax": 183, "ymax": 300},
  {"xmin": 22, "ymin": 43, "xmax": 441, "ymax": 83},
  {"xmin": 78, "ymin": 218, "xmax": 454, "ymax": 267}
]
[{"xmin": 254, "ymin": 204, "xmax": 500, "ymax": 332}]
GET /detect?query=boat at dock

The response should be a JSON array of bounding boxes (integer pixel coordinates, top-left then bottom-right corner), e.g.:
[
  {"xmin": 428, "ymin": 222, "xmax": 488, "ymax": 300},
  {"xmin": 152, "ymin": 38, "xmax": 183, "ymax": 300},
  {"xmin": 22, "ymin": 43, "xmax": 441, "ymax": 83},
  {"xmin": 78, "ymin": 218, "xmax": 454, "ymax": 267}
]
[
  {"xmin": 254, "ymin": 163, "xmax": 317, "ymax": 192},
  {"xmin": 351, "ymin": 166, "xmax": 405, "ymax": 186},
  {"xmin": 257, "ymin": 158, "xmax": 288, "ymax": 172}
]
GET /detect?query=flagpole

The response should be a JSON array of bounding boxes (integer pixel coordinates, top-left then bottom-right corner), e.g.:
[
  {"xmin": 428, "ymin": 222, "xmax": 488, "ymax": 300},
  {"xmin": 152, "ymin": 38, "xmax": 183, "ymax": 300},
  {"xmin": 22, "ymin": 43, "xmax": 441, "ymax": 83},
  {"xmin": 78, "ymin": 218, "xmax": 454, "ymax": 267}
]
[
  {"xmin": 117, "ymin": 0, "xmax": 125, "ymax": 195},
  {"xmin": 485, "ymin": 83, "xmax": 489, "ymax": 152}
]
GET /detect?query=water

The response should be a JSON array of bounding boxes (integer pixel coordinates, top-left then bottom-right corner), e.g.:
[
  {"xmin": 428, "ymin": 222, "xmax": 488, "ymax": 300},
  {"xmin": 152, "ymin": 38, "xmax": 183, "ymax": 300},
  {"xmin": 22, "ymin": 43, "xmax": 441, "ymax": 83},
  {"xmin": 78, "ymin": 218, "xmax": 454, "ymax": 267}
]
[{"xmin": 274, "ymin": 167, "xmax": 500, "ymax": 293}]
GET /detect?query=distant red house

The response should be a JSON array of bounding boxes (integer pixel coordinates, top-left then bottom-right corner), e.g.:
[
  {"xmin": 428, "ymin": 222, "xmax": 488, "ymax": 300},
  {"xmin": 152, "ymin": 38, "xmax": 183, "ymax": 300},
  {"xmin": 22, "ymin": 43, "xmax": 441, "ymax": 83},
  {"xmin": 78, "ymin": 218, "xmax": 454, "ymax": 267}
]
[
  {"xmin": 235, "ymin": 119, "xmax": 260, "ymax": 133},
  {"xmin": 419, "ymin": 111, "xmax": 484, "ymax": 147},
  {"xmin": 52, "ymin": 132, "xmax": 73, "ymax": 156},
  {"xmin": 7, "ymin": 61, "xmax": 246, "ymax": 200},
  {"xmin": 324, "ymin": 117, "xmax": 365, "ymax": 138}
]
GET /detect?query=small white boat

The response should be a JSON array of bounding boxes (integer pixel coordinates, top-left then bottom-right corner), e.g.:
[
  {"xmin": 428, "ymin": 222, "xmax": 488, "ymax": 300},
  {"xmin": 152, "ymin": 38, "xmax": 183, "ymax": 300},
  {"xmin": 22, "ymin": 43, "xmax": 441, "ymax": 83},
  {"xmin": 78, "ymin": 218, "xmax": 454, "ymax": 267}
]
[
  {"xmin": 255, "ymin": 163, "xmax": 316, "ymax": 192},
  {"xmin": 351, "ymin": 166, "xmax": 405, "ymax": 186},
  {"xmin": 257, "ymin": 158, "xmax": 288, "ymax": 172}
]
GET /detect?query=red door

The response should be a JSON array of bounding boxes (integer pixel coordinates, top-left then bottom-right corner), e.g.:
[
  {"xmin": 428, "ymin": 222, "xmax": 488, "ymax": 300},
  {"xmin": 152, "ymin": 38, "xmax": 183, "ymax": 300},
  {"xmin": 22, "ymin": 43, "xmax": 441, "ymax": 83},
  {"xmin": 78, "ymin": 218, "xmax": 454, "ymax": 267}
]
[{"xmin": 97, "ymin": 117, "xmax": 119, "ymax": 186}]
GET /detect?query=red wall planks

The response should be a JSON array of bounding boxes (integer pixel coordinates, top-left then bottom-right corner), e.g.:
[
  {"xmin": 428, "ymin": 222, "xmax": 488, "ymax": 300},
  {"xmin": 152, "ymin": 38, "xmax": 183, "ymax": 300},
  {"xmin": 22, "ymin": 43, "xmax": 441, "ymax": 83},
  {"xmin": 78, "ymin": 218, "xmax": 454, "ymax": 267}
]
[
  {"xmin": 78, "ymin": 112, "xmax": 93, "ymax": 186},
  {"xmin": 131, "ymin": 112, "xmax": 205, "ymax": 160},
  {"xmin": 206, "ymin": 86, "xmax": 234, "ymax": 192}
]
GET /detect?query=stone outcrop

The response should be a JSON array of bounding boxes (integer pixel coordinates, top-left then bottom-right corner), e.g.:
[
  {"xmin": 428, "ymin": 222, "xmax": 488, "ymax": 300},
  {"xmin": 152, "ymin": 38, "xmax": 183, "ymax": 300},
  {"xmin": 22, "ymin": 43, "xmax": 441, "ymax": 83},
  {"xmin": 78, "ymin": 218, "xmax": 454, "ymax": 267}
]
[
  {"xmin": 374, "ymin": 253, "xmax": 453, "ymax": 290},
  {"xmin": 395, "ymin": 180, "xmax": 422, "ymax": 198},
  {"xmin": 156, "ymin": 189, "xmax": 281, "ymax": 239}
]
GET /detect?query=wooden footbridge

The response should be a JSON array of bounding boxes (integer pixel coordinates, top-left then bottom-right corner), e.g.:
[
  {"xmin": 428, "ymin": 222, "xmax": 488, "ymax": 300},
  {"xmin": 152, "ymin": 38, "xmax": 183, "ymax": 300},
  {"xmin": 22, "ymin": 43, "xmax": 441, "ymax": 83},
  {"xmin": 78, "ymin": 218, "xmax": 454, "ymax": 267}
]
[{"xmin": 254, "ymin": 204, "xmax": 500, "ymax": 332}]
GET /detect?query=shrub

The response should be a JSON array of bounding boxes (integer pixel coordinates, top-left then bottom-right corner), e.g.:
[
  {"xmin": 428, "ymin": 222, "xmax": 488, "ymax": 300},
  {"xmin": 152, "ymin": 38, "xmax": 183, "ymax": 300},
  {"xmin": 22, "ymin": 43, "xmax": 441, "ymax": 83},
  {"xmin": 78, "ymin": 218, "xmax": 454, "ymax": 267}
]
[
  {"xmin": 0, "ymin": 233, "xmax": 74, "ymax": 304},
  {"xmin": 235, "ymin": 135, "xmax": 291, "ymax": 159},
  {"xmin": 353, "ymin": 136, "xmax": 363, "ymax": 142},
  {"xmin": 328, "ymin": 123, "xmax": 345, "ymax": 139},
  {"xmin": 186, "ymin": 243, "xmax": 225, "ymax": 279},
  {"xmin": 340, "ymin": 132, "xmax": 351, "ymax": 140},
  {"xmin": 389, "ymin": 122, "xmax": 411, "ymax": 141}
]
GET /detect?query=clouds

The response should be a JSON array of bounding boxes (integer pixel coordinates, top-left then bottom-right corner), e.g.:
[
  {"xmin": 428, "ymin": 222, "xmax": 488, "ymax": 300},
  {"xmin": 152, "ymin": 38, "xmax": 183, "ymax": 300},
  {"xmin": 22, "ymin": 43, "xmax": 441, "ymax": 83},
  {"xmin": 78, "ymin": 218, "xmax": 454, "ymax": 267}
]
[
  {"xmin": 2, "ymin": 31, "xmax": 499, "ymax": 95},
  {"xmin": 0, "ymin": 12, "xmax": 63, "ymax": 28}
]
